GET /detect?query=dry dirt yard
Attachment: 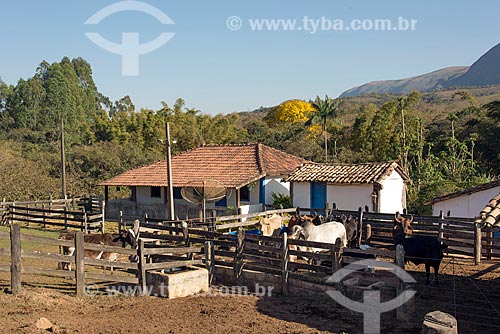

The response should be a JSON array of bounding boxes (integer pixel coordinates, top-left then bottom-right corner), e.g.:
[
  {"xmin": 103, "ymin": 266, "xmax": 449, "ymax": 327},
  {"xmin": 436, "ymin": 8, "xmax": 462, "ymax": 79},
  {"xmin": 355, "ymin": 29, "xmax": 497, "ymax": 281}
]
[{"xmin": 0, "ymin": 285, "xmax": 363, "ymax": 334}]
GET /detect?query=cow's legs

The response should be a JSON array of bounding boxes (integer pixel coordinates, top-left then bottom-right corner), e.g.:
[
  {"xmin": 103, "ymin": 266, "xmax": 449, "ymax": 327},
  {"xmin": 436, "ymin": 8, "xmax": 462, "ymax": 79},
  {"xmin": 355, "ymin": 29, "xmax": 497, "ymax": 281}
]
[
  {"xmin": 433, "ymin": 264, "xmax": 440, "ymax": 286},
  {"xmin": 425, "ymin": 262, "xmax": 431, "ymax": 285}
]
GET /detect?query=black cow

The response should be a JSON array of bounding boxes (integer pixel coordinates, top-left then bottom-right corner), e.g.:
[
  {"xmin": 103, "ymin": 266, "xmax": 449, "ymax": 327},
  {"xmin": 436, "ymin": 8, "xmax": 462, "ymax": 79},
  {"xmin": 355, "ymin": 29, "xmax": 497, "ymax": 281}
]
[
  {"xmin": 393, "ymin": 219, "xmax": 448, "ymax": 286},
  {"xmin": 326, "ymin": 214, "xmax": 359, "ymax": 248},
  {"xmin": 340, "ymin": 214, "xmax": 359, "ymax": 248}
]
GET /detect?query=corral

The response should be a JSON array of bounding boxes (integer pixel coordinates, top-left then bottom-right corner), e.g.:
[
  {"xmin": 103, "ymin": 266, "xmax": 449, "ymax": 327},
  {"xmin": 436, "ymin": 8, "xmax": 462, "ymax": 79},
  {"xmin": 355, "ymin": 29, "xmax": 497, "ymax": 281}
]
[{"xmin": 1, "ymin": 200, "xmax": 500, "ymax": 333}]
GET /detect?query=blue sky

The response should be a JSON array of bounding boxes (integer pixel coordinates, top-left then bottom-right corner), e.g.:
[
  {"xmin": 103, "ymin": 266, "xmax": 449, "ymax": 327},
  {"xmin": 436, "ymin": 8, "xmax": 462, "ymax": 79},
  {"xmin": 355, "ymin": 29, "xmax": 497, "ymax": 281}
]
[{"xmin": 1, "ymin": 0, "xmax": 499, "ymax": 114}]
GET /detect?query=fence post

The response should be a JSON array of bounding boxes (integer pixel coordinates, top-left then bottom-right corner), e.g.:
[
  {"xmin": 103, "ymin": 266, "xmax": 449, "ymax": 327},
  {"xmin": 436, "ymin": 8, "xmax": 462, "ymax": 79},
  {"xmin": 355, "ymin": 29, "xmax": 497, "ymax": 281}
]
[
  {"xmin": 63, "ymin": 204, "xmax": 68, "ymax": 230},
  {"xmin": 75, "ymin": 231, "xmax": 85, "ymax": 297},
  {"xmin": 10, "ymin": 223, "xmax": 22, "ymax": 294},
  {"xmin": 474, "ymin": 224, "xmax": 482, "ymax": 265},
  {"xmin": 118, "ymin": 211, "xmax": 123, "ymax": 233},
  {"xmin": 395, "ymin": 244, "xmax": 411, "ymax": 321},
  {"xmin": 11, "ymin": 202, "xmax": 15, "ymax": 224},
  {"xmin": 100, "ymin": 201, "xmax": 105, "ymax": 233},
  {"xmin": 42, "ymin": 204, "xmax": 47, "ymax": 229},
  {"xmin": 281, "ymin": 232, "xmax": 289, "ymax": 296},
  {"xmin": 486, "ymin": 227, "xmax": 493, "ymax": 260},
  {"xmin": 138, "ymin": 239, "xmax": 147, "ymax": 295},
  {"xmin": 357, "ymin": 207, "xmax": 364, "ymax": 247},
  {"xmin": 439, "ymin": 211, "xmax": 445, "ymax": 241},
  {"xmin": 332, "ymin": 240, "xmax": 342, "ymax": 273},
  {"xmin": 366, "ymin": 224, "xmax": 372, "ymax": 246},
  {"xmin": 81, "ymin": 207, "xmax": 87, "ymax": 233},
  {"xmin": 204, "ymin": 241, "xmax": 215, "ymax": 285},
  {"xmin": 235, "ymin": 227, "xmax": 244, "ymax": 285},
  {"xmin": 25, "ymin": 205, "xmax": 30, "ymax": 228},
  {"xmin": 182, "ymin": 223, "xmax": 192, "ymax": 260},
  {"xmin": 396, "ymin": 244, "xmax": 405, "ymax": 269},
  {"xmin": 211, "ymin": 209, "xmax": 217, "ymax": 232}
]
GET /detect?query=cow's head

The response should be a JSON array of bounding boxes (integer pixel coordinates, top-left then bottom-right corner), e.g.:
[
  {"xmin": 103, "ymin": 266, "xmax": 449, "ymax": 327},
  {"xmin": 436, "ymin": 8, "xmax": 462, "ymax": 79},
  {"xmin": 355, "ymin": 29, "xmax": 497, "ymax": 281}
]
[
  {"xmin": 393, "ymin": 212, "xmax": 414, "ymax": 239},
  {"xmin": 257, "ymin": 214, "xmax": 283, "ymax": 237},
  {"xmin": 115, "ymin": 229, "xmax": 138, "ymax": 249},
  {"xmin": 290, "ymin": 225, "xmax": 304, "ymax": 240},
  {"xmin": 311, "ymin": 214, "xmax": 324, "ymax": 225}
]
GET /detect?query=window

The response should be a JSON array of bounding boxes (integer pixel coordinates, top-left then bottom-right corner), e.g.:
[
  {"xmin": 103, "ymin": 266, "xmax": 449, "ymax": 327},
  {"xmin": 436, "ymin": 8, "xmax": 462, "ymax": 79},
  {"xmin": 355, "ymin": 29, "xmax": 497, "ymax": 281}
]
[
  {"xmin": 240, "ymin": 185, "xmax": 250, "ymax": 202},
  {"xmin": 151, "ymin": 186, "xmax": 162, "ymax": 198}
]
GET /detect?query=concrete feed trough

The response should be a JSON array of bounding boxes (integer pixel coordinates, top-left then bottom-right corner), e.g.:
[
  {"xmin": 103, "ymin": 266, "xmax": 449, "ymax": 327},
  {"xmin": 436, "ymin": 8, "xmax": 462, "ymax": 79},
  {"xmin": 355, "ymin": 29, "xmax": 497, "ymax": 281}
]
[{"xmin": 146, "ymin": 266, "xmax": 209, "ymax": 299}]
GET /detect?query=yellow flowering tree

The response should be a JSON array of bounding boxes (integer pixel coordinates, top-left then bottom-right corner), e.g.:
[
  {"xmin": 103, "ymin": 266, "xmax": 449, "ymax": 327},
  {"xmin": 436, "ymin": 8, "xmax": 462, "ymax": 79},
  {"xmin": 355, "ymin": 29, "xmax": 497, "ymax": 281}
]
[{"xmin": 266, "ymin": 99, "xmax": 314, "ymax": 125}]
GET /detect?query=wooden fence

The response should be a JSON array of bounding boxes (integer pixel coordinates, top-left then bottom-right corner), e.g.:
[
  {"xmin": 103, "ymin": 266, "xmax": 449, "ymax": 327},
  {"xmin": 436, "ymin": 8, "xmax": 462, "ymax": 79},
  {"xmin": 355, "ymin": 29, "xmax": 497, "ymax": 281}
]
[
  {"xmin": 125, "ymin": 205, "xmax": 494, "ymax": 265},
  {"xmin": 8, "ymin": 205, "xmax": 105, "ymax": 232},
  {"xmin": 137, "ymin": 220, "xmax": 397, "ymax": 295},
  {"xmin": 0, "ymin": 224, "xmax": 208, "ymax": 296},
  {"xmin": 328, "ymin": 208, "xmax": 495, "ymax": 264}
]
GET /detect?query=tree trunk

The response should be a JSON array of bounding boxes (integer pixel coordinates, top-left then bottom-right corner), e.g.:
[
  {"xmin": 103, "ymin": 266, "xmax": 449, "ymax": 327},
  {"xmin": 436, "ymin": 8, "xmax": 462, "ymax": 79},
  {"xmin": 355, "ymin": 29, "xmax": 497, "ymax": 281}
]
[{"xmin": 323, "ymin": 119, "xmax": 328, "ymax": 162}]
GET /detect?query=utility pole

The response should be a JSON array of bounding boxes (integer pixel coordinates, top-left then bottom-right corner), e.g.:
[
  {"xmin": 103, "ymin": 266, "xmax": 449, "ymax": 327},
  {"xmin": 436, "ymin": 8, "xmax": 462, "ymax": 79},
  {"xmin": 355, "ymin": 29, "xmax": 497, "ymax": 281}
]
[
  {"xmin": 165, "ymin": 122, "xmax": 175, "ymax": 220},
  {"xmin": 61, "ymin": 118, "xmax": 67, "ymax": 199}
]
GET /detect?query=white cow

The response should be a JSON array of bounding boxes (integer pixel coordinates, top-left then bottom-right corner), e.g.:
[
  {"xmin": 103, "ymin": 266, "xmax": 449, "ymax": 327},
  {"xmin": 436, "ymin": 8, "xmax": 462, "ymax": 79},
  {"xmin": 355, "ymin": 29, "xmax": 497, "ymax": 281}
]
[{"xmin": 291, "ymin": 221, "xmax": 347, "ymax": 253}]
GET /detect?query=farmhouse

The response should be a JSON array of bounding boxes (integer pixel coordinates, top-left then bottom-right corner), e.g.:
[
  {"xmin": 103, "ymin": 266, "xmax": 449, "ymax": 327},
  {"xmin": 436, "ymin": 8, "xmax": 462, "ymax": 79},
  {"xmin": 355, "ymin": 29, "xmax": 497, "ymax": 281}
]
[
  {"xmin": 283, "ymin": 161, "xmax": 409, "ymax": 213},
  {"xmin": 427, "ymin": 180, "xmax": 500, "ymax": 218},
  {"xmin": 100, "ymin": 143, "xmax": 306, "ymax": 218}
]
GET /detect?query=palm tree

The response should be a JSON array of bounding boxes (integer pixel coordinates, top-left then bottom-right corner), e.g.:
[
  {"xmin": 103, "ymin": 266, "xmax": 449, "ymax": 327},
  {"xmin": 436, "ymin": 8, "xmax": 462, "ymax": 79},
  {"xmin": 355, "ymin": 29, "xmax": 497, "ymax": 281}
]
[{"xmin": 306, "ymin": 95, "xmax": 338, "ymax": 162}]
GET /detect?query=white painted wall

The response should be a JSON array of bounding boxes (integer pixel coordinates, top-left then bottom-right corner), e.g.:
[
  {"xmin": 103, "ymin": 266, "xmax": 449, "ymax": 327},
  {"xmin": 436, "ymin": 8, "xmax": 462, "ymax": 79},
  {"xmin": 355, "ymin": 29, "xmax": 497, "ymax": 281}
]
[
  {"xmin": 327, "ymin": 184, "xmax": 373, "ymax": 211},
  {"xmin": 432, "ymin": 186, "xmax": 500, "ymax": 218},
  {"xmin": 379, "ymin": 169, "xmax": 405, "ymax": 213},
  {"xmin": 264, "ymin": 177, "xmax": 290, "ymax": 205},
  {"xmin": 136, "ymin": 186, "xmax": 164, "ymax": 205},
  {"xmin": 293, "ymin": 182, "xmax": 310, "ymax": 208}
]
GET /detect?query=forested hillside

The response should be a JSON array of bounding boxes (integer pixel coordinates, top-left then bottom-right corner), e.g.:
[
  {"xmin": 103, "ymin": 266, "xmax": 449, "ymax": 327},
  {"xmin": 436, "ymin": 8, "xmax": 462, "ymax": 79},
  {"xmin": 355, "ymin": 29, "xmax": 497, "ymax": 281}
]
[{"xmin": 1, "ymin": 57, "xmax": 499, "ymax": 213}]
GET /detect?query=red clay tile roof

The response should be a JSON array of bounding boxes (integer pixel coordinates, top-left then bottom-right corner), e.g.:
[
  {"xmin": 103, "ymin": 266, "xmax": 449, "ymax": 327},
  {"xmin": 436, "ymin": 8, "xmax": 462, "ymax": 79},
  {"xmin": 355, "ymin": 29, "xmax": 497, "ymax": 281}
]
[
  {"xmin": 100, "ymin": 144, "xmax": 306, "ymax": 189},
  {"xmin": 283, "ymin": 161, "xmax": 408, "ymax": 184},
  {"xmin": 476, "ymin": 193, "xmax": 500, "ymax": 228}
]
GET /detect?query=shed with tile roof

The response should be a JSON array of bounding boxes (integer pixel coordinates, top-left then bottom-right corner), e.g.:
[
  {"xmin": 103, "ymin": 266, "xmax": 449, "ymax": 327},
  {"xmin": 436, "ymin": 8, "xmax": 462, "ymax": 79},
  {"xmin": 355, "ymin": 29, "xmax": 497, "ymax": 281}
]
[
  {"xmin": 100, "ymin": 144, "xmax": 306, "ymax": 218},
  {"xmin": 283, "ymin": 161, "xmax": 409, "ymax": 213},
  {"xmin": 427, "ymin": 180, "xmax": 500, "ymax": 218}
]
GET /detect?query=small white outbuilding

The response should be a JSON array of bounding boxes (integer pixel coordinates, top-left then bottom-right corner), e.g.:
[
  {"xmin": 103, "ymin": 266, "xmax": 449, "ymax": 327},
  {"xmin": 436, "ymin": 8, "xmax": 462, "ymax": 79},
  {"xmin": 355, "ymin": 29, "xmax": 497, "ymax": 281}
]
[
  {"xmin": 283, "ymin": 161, "xmax": 409, "ymax": 213},
  {"xmin": 428, "ymin": 180, "xmax": 500, "ymax": 218}
]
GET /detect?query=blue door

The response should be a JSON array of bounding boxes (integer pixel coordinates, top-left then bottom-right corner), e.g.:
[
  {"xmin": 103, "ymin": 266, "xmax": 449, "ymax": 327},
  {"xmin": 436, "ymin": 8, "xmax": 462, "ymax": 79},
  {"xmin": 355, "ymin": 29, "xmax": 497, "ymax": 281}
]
[{"xmin": 310, "ymin": 182, "xmax": 327, "ymax": 215}]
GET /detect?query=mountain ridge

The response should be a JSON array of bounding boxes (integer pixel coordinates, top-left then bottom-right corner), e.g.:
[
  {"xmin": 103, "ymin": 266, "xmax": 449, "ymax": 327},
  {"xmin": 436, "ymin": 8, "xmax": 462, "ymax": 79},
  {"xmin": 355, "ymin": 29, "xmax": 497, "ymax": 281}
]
[{"xmin": 341, "ymin": 43, "xmax": 500, "ymax": 97}]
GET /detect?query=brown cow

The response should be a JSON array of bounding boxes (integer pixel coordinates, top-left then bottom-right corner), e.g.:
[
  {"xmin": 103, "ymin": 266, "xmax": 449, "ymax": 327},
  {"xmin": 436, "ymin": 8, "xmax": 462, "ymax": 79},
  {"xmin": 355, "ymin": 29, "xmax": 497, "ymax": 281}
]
[{"xmin": 58, "ymin": 230, "xmax": 138, "ymax": 270}]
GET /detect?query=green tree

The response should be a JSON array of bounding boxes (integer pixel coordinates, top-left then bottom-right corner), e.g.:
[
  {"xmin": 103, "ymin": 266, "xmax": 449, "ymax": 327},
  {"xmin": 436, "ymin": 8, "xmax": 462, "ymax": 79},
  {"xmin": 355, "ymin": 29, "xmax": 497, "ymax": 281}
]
[{"xmin": 306, "ymin": 95, "xmax": 339, "ymax": 162}]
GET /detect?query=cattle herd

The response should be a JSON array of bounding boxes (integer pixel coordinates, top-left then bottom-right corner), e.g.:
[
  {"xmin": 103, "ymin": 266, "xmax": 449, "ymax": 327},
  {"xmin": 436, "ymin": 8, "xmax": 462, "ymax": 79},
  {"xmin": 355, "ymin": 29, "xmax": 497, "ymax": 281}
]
[
  {"xmin": 56, "ymin": 213, "xmax": 447, "ymax": 286},
  {"xmin": 259, "ymin": 211, "xmax": 448, "ymax": 285}
]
